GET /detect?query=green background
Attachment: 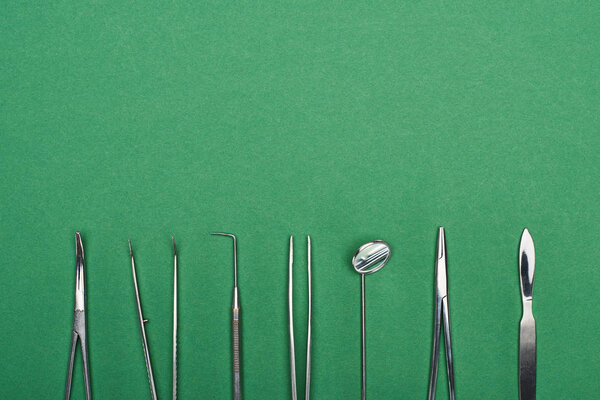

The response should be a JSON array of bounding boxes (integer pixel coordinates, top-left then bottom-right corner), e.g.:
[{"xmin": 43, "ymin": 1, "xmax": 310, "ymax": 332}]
[{"xmin": 1, "ymin": 1, "xmax": 599, "ymax": 399}]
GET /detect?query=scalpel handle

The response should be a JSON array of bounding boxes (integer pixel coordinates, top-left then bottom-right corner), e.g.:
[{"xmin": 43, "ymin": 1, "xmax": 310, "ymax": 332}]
[{"xmin": 519, "ymin": 311, "xmax": 536, "ymax": 400}]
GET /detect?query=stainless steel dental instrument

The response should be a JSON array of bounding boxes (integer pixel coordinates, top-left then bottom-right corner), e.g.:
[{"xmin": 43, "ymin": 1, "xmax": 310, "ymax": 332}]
[
  {"xmin": 129, "ymin": 239, "xmax": 158, "ymax": 400},
  {"xmin": 519, "ymin": 229, "xmax": 536, "ymax": 400},
  {"xmin": 427, "ymin": 227, "xmax": 455, "ymax": 400},
  {"xmin": 288, "ymin": 236, "xmax": 312, "ymax": 400},
  {"xmin": 351, "ymin": 240, "xmax": 391, "ymax": 400},
  {"xmin": 65, "ymin": 232, "xmax": 92, "ymax": 400},
  {"xmin": 212, "ymin": 233, "xmax": 242, "ymax": 400},
  {"xmin": 172, "ymin": 236, "xmax": 178, "ymax": 400}
]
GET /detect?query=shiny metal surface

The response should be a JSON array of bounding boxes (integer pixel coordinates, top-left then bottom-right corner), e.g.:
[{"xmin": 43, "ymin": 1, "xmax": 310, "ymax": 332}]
[
  {"xmin": 129, "ymin": 240, "xmax": 158, "ymax": 400},
  {"xmin": 519, "ymin": 229, "xmax": 536, "ymax": 400},
  {"xmin": 288, "ymin": 236, "xmax": 312, "ymax": 400},
  {"xmin": 65, "ymin": 232, "xmax": 92, "ymax": 400},
  {"xmin": 172, "ymin": 236, "xmax": 178, "ymax": 400},
  {"xmin": 427, "ymin": 227, "xmax": 455, "ymax": 400},
  {"xmin": 352, "ymin": 241, "xmax": 390, "ymax": 275},
  {"xmin": 351, "ymin": 240, "xmax": 391, "ymax": 400},
  {"xmin": 288, "ymin": 237, "xmax": 296, "ymax": 400},
  {"xmin": 212, "ymin": 233, "xmax": 242, "ymax": 400},
  {"xmin": 305, "ymin": 236, "xmax": 312, "ymax": 400}
]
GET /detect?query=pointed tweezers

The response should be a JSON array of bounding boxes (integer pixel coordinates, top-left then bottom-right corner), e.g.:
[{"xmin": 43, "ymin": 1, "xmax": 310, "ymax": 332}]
[
  {"xmin": 428, "ymin": 227, "xmax": 455, "ymax": 400},
  {"xmin": 289, "ymin": 236, "xmax": 312, "ymax": 400},
  {"xmin": 65, "ymin": 232, "xmax": 92, "ymax": 400},
  {"xmin": 129, "ymin": 240, "xmax": 158, "ymax": 400}
]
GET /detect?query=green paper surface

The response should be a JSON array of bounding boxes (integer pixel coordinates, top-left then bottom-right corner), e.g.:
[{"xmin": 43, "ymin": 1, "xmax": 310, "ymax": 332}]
[{"xmin": 1, "ymin": 1, "xmax": 599, "ymax": 399}]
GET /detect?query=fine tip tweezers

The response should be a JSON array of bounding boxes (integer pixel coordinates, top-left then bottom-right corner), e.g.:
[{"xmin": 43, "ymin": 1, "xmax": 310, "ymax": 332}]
[
  {"xmin": 65, "ymin": 232, "xmax": 92, "ymax": 400},
  {"xmin": 428, "ymin": 227, "xmax": 455, "ymax": 400},
  {"xmin": 288, "ymin": 236, "xmax": 312, "ymax": 400}
]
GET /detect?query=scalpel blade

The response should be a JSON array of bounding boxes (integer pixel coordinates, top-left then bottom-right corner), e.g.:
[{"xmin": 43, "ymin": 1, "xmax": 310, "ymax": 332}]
[{"xmin": 519, "ymin": 229, "xmax": 536, "ymax": 400}]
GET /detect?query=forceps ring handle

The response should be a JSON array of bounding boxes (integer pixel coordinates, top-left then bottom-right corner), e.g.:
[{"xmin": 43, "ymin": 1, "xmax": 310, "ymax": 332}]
[{"xmin": 233, "ymin": 307, "xmax": 242, "ymax": 400}]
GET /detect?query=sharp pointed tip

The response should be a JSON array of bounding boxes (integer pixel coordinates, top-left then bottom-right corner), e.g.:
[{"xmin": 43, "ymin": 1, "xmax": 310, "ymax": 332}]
[
  {"xmin": 172, "ymin": 235, "xmax": 177, "ymax": 255},
  {"xmin": 520, "ymin": 228, "xmax": 534, "ymax": 249},
  {"xmin": 128, "ymin": 239, "xmax": 133, "ymax": 256}
]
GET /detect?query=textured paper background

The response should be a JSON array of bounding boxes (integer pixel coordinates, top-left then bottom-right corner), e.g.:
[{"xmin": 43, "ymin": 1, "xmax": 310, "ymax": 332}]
[{"xmin": 1, "ymin": 2, "xmax": 599, "ymax": 399}]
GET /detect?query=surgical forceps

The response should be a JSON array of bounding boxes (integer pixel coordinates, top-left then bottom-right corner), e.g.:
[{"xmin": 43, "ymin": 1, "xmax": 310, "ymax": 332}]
[
  {"xmin": 288, "ymin": 236, "xmax": 312, "ymax": 400},
  {"xmin": 212, "ymin": 233, "xmax": 242, "ymax": 400},
  {"xmin": 129, "ymin": 239, "xmax": 158, "ymax": 400},
  {"xmin": 65, "ymin": 232, "xmax": 91, "ymax": 400},
  {"xmin": 428, "ymin": 227, "xmax": 455, "ymax": 400}
]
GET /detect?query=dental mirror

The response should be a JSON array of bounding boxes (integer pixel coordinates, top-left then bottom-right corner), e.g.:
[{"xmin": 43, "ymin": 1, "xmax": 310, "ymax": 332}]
[{"xmin": 352, "ymin": 240, "xmax": 391, "ymax": 400}]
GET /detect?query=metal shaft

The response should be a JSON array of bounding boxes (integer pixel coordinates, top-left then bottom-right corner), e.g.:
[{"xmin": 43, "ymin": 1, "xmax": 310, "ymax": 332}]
[
  {"xmin": 172, "ymin": 237, "xmax": 178, "ymax": 400},
  {"xmin": 212, "ymin": 233, "xmax": 242, "ymax": 400},
  {"xmin": 428, "ymin": 297, "xmax": 442, "ymax": 400},
  {"xmin": 289, "ymin": 237, "xmax": 297, "ymax": 400},
  {"xmin": 305, "ymin": 236, "xmax": 312, "ymax": 400},
  {"xmin": 129, "ymin": 240, "xmax": 158, "ymax": 400},
  {"xmin": 443, "ymin": 298, "xmax": 455, "ymax": 400},
  {"xmin": 361, "ymin": 274, "xmax": 366, "ymax": 400},
  {"xmin": 233, "ymin": 287, "xmax": 241, "ymax": 400},
  {"xmin": 289, "ymin": 236, "xmax": 313, "ymax": 400}
]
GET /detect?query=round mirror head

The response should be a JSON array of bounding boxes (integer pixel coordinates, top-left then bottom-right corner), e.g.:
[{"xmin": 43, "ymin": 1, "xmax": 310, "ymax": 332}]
[{"xmin": 352, "ymin": 240, "xmax": 391, "ymax": 275}]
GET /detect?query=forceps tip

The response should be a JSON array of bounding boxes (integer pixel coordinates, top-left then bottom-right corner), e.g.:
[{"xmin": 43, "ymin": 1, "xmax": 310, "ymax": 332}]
[
  {"xmin": 437, "ymin": 227, "xmax": 446, "ymax": 259},
  {"xmin": 75, "ymin": 232, "xmax": 84, "ymax": 257}
]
